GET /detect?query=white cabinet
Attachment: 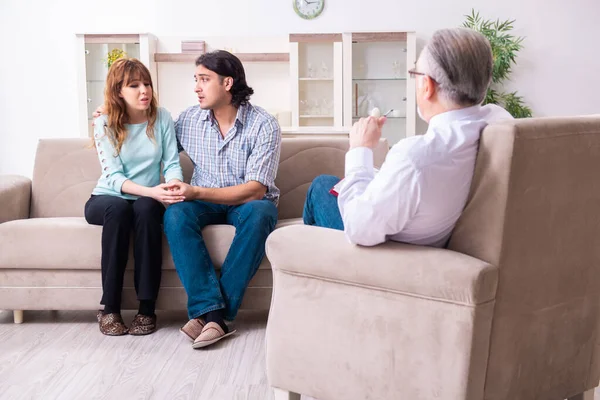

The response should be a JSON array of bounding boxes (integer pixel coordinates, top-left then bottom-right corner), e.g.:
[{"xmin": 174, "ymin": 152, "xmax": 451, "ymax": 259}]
[
  {"xmin": 75, "ymin": 34, "xmax": 157, "ymax": 137},
  {"xmin": 288, "ymin": 31, "xmax": 416, "ymax": 143},
  {"xmin": 73, "ymin": 32, "xmax": 416, "ymax": 142},
  {"xmin": 289, "ymin": 34, "xmax": 344, "ymax": 132},
  {"xmin": 343, "ymin": 32, "xmax": 417, "ymax": 144}
]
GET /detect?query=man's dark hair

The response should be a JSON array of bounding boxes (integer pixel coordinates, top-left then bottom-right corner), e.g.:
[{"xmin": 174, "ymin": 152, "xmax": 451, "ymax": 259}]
[{"xmin": 195, "ymin": 50, "xmax": 254, "ymax": 108}]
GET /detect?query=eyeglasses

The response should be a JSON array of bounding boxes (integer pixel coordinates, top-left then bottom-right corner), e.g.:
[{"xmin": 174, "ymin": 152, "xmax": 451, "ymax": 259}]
[
  {"xmin": 407, "ymin": 68, "xmax": 426, "ymax": 78},
  {"xmin": 408, "ymin": 68, "xmax": 437, "ymax": 84}
]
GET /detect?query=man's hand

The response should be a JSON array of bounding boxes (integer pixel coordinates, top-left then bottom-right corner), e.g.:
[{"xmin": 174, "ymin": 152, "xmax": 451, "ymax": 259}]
[
  {"xmin": 165, "ymin": 181, "xmax": 197, "ymax": 201},
  {"xmin": 93, "ymin": 105, "xmax": 105, "ymax": 119},
  {"xmin": 91, "ymin": 105, "xmax": 106, "ymax": 126},
  {"xmin": 349, "ymin": 116, "xmax": 387, "ymax": 149},
  {"xmin": 147, "ymin": 183, "xmax": 185, "ymax": 204}
]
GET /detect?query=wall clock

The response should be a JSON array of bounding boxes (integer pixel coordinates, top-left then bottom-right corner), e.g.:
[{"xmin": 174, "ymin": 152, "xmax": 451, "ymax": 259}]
[{"xmin": 293, "ymin": 0, "xmax": 325, "ymax": 20}]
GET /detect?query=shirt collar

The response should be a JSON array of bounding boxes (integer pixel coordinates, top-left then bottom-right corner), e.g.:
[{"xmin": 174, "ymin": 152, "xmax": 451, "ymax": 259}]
[
  {"xmin": 199, "ymin": 103, "xmax": 249, "ymax": 126},
  {"xmin": 428, "ymin": 105, "xmax": 482, "ymax": 128},
  {"xmin": 235, "ymin": 103, "xmax": 248, "ymax": 126},
  {"xmin": 200, "ymin": 108, "xmax": 211, "ymax": 121}
]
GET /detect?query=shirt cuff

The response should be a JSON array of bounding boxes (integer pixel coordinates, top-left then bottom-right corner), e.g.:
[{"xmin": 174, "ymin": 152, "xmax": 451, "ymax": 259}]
[
  {"xmin": 245, "ymin": 173, "xmax": 271, "ymax": 188},
  {"xmin": 345, "ymin": 147, "xmax": 375, "ymax": 177},
  {"xmin": 165, "ymin": 170, "xmax": 184, "ymax": 183},
  {"xmin": 111, "ymin": 175, "xmax": 128, "ymax": 194}
]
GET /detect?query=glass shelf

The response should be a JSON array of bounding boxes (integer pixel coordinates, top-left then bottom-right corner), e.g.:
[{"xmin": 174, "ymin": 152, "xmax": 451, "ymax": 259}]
[
  {"xmin": 352, "ymin": 78, "xmax": 407, "ymax": 81},
  {"xmin": 300, "ymin": 115, "xmax": 334, "ymax": 118},
  {"xmin": 353, "ymin": 116, "xmax": 406, "ymax": 119},
  {"xmin": 87, "ymin": 79, "xmax": 106, "ymax": 83}
]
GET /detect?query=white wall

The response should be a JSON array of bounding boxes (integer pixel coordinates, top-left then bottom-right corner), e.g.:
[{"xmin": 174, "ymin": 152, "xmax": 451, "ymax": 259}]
[
  {"xmin": 156, "ymin": 34, "xmax": 291, "ymax": 122},
  {"xmin": 1, "ymin": 0, "xmax": 599, "ymax": 177}
]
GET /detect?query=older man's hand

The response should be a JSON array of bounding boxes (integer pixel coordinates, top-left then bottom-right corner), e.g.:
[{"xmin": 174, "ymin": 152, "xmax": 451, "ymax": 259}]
[{"xmin": 349, "ymin": 116, "xmax": 387, "ymax": 149}]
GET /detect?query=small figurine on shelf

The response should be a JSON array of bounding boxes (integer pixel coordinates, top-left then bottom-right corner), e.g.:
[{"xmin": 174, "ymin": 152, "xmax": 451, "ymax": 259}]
[
  {"xmin": 354, "ymin": 63, "xmax": 366, "ymax": 80},
  {"xmin": 105, "ymin": 48, "xmax": 127, "ymax": 68},
  {"xmin": 320, "ymin": 61, "xmax": 329, "ymax": 79},
  {"xmin": 391, "ymin": 60, "xmax": 401, "ymax": 78},
  {"xmin": 307, "ymin": 63, "xmax": 315, "ymax": 78},
  {"xmin": 300, "ymin": 99, "xmax": 309, "ymax": 114}
]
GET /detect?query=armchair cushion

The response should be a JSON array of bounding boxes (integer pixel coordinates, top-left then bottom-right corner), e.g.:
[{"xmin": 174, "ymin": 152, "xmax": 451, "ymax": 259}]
[{"xmin": 266, "ymin": 224, "xmax": 498, "ymax": 306}]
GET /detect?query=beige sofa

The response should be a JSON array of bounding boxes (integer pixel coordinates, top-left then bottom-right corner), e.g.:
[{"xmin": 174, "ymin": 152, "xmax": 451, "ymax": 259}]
[
  {"xmin": 0, "ymin": 137, "xmax": 388, "ymax": 324},
  {"xmin": 265, "ymin": 117, "xmax": 600, "ymax": 400}
]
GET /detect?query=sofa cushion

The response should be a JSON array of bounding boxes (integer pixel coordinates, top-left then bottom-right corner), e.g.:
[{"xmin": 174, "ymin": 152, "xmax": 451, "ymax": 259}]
[{"xmin": 0, "ymin": 217, "xmax": 303, "ymax": 270}]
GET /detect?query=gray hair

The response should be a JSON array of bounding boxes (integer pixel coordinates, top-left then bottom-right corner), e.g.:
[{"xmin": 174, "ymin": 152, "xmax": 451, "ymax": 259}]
[{"xmin": 419, "ymin": 28, "xmax": 493, "ymax": 106}]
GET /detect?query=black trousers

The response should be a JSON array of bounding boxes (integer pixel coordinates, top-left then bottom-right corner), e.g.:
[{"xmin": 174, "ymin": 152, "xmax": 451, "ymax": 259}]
[{"xmin": 84, "ymin": 195, "xmax": 165, "ymax": 308}]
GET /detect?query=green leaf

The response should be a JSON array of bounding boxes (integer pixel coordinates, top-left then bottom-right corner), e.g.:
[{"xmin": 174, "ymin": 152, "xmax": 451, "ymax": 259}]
[
  {"xmin": 500, "ymin": 91, "xmax": 533, "ymax": 118},
  {"xmin": 461, "ymin": 10, "xmax": 532, "ymax": 117}
]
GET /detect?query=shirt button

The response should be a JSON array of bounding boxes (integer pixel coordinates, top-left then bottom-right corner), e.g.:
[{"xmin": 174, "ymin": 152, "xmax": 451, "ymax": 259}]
[{"xmin": 105, "ymin": 174, "xmax": 110, "ymax": 178}]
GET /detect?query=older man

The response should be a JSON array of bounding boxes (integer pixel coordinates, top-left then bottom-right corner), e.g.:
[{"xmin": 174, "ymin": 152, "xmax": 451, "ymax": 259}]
[{"xmin": 303, "ymin": 28, "xmax": 513, "ymax": 247}]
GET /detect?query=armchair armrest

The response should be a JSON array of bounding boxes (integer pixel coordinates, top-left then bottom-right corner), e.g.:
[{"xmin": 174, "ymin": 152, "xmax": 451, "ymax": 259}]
[
  {"xmin": 0, "ymin": 175, "xmax": 31, "ymax": 223},
  {"xmin": 266, "ymin": 225, "xmax": 498, "ymax": 306}
]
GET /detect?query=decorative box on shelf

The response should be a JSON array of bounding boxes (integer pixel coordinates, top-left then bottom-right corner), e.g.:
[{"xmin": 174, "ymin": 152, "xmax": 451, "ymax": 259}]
[{"xmin": 181, "ymin": 40, "xmax": 205, "ymax": 54}]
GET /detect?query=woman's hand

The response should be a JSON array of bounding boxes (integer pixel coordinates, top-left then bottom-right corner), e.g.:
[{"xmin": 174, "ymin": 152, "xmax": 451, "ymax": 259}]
[{"xmin": 147, "ymin": 183, "xmax": 185, "ymax": 204}]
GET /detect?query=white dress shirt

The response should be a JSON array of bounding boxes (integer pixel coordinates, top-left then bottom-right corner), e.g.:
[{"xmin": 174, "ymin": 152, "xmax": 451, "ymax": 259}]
[{"xmin": 338, "ymin": 104, "xmax": 513, "ymax": 247}]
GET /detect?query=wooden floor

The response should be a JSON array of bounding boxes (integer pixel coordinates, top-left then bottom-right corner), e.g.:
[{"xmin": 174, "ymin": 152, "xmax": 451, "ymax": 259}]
[
  {"xmin": 0, "ymin": 309, "xmax": 317, "ymax": 400},
  {"xmin": 0, "ymin": 309, "xmax": 597, "ymax": 400}
]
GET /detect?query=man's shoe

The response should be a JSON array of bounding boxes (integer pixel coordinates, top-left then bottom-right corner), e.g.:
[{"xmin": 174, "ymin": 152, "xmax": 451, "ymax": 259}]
[
  {"xmin": 129, "ymin": 314, "xmax": 157, "ymax": 336},
  {"xmin": 180, "ymin": 317, "xmax": 205, "ymax": 342},
  {"xmin": 192, "ymin": 322, "xmax": 236, "ymax": 349}
]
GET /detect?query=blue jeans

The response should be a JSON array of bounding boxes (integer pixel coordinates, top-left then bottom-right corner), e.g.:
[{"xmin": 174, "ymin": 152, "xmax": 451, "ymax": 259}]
[
  {"xmin": 303, "ymin": 174, "xmax": 344, "ymax": 231},
  {"xmin": 163, "ymin": 200, "xmax": 278, "ymax": 321}
]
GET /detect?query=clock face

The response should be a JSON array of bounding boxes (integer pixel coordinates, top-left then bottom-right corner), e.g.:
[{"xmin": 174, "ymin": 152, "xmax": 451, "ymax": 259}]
[{"xmin": 293, "ymin": 0, "xmax": 324, "ymax": 20}]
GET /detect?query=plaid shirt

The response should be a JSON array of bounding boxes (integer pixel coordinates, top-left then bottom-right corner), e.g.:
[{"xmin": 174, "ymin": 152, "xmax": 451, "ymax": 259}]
[{"xmin": 175, "ymin": 103, "xmax": 281, "ymax": 204}]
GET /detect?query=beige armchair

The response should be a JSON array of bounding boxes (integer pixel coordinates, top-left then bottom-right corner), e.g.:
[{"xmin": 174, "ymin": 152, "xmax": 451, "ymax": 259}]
[{"xmin": 265, "ymin": 116, "xmax": 600, "ymax": 400}]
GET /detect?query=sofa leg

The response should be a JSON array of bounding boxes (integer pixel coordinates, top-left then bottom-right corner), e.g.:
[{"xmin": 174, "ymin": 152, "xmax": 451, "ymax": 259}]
[
  {"xmin": 273, "ymin": 388, "xmax": 301, "ymax": 400},
  {"xmin": 13, "ymin": 310, "xmax": 23, "ymax": 324},
  {"xmin": 568, "ymin": 389, "xmax": 595, "ymax": 400}
]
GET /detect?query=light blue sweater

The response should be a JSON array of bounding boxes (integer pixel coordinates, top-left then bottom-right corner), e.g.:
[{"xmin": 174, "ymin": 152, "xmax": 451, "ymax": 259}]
[{"xmin": 91, "ymin": 107, "xmax": 183, "ymax": 200}]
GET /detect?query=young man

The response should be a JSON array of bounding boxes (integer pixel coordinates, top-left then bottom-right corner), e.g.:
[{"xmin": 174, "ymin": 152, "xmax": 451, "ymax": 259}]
[
  {"xmin": 303, "ymin": 28, "xmax": 513, "ymax": 248},
  {"xmin": 164, "ymin": 51, "xmax": 281, "ymax": 348}
]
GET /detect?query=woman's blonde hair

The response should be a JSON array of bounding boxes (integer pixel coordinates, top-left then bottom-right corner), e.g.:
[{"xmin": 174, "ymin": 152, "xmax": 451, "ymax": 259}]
[{"xmin": 102, "ymin": 58, "xmax": 158, "ymax": 155}]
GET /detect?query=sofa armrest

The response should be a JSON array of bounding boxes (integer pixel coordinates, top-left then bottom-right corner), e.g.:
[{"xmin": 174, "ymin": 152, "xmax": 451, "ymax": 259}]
[
  {"xmin": 266, "ymin": 225, "xmax": 498, "ymax": 305},
  {"xmin": 0, "ymin": 175, "xmax": 31, "ymax": 223}
]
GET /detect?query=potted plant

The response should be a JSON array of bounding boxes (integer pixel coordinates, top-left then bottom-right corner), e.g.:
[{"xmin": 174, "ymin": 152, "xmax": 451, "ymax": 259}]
[
  {"xmin": 463, "ymin": 10, "xmax": 533, "ymax": 118},
  {"xmin": 105, "ymin": 48, "xmax": 127, "ymax": 68}
]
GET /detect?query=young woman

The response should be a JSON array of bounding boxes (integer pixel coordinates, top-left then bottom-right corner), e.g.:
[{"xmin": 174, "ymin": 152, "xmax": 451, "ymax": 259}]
[{"xmin": 86, "ymin": 58, "xmax": 184, "ymax": 336}]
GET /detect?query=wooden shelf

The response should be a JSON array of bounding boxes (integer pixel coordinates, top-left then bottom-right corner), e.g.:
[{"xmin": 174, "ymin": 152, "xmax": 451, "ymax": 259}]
[
  {"xmin": 353, "ymin": 116, "xmax": 406, "ymax": 119},
  {"xmin": 299, "ymin": 78, "xmax": 334, "ymax": 81},
  {"xmin": 290, "ymin": 34, "xmax": 343, "ymax": 43},
  {"xmin": 352, "ymin": 32, "xmax": 408, "ymax": 43},
  {"xmin": 353, "ymin": 78, "xmax": 407, "ymax": 81},
  {"xmin": 84, "ymin": 34, "xmax": 140, "ymax": 44},
  {"xmin": 154, "ymin": 53, "xmax": 290, "ymax": 63},
  {"xmin": 281, "ymin": 126, "xmax": 349, "ymax": 135}
]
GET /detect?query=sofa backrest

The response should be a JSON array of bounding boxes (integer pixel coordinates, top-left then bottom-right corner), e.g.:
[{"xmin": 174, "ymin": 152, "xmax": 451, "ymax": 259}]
[
  {"xmin": 448, "ymin": 116, "xmax": 600, "ymax": 399},
  {"xmin": 30, "ymin": 137, "xmax": 388, "ymax": 219}
]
